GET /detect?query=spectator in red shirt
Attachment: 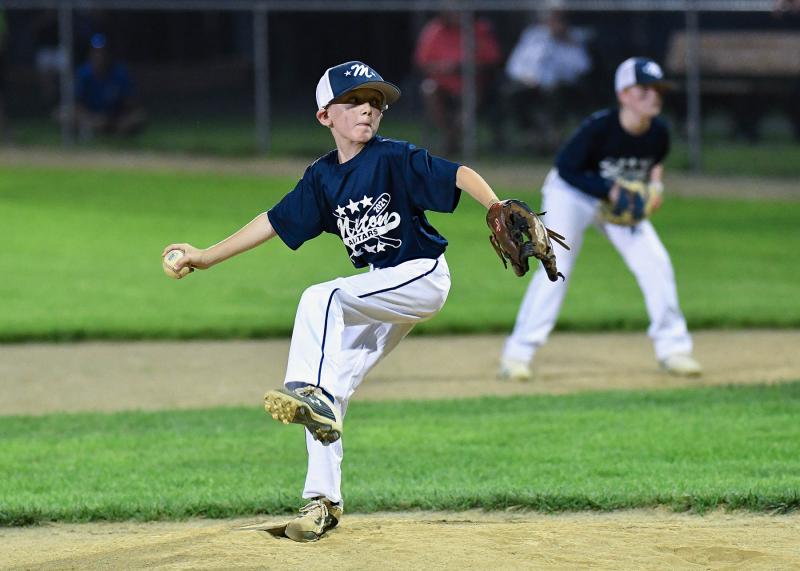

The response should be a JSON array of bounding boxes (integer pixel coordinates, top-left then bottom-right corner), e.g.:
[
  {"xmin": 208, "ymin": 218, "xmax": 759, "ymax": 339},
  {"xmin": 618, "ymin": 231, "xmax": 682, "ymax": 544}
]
[{"xmin": 414, "ymin": 10, "xmax": 501, "ymax": 156}]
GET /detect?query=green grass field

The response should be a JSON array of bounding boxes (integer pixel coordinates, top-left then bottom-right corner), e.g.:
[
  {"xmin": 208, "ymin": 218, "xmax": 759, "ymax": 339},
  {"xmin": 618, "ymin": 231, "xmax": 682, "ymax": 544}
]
[
  {"xmin": 1, "ymin": 164, "xmax": 798, "ymax": 341},
  {"xmin": 2, "ymin": 382, "xmax": 798, "ymax": 525},
  {"xmin": 10, "ymin": 113, "xmax": 800, "ymax": 177},
  {"xmin": 2, "ymin": 158, "xmax": 799, "ymax": 528}
]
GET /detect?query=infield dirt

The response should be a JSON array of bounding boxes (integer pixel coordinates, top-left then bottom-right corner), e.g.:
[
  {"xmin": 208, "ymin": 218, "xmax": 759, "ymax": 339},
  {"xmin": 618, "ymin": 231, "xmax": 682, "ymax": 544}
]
[{"xmin": 2, "ymin": 331, "xmax": 800, "ymax": 569}]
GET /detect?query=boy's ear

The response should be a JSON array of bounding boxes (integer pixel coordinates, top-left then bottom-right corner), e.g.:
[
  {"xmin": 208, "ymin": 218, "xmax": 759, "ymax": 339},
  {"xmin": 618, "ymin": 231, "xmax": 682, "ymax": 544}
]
[{"xmin": 316, "ymin": 108, "xmax": 333, "ymax": 128}]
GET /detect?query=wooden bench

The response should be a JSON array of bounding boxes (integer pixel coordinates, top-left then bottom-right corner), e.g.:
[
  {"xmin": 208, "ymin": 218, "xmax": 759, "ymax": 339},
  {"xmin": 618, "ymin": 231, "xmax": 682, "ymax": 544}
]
[{"xmin": 665, "ymin": 31, "xmax": 800, "ymax": 141}]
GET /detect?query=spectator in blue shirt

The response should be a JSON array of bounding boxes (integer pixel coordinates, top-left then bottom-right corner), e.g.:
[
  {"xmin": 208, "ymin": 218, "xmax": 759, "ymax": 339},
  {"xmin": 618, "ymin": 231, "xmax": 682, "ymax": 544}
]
[{"xmin": 72, "ymin": 33, "xmax": 146, "ymax": 138}]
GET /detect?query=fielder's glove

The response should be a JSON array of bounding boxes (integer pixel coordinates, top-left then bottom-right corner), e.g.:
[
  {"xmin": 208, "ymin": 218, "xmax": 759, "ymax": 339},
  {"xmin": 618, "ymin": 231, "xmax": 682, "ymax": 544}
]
[
  {"xmin": 600, "ymin": 179, "xmax": 663, "ymax": 226},
  {"xmin": 486, "ymin": 199, "xmax": 570, "ymax": 281}
]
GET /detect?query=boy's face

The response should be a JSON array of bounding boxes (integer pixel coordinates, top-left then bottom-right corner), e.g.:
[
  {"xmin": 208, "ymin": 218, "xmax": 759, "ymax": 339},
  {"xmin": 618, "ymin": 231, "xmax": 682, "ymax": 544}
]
[
  {"xmin": 318, "ymin": 88, "xmax": 385, "ymax": 143},
  {"xmin": 618, "ymin": 85, "xmax": 664, "ymax": 118}
]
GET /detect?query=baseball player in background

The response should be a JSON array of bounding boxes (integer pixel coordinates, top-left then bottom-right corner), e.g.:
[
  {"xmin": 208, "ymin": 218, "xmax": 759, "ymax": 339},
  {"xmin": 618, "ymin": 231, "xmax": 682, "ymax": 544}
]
[
  {"xmin": 163, "ymin": 61, "xmax": 506, "ymax": 542},
  {"xmin": 499, "ymin": 57, "xmax": 702, "ymax": 381}
]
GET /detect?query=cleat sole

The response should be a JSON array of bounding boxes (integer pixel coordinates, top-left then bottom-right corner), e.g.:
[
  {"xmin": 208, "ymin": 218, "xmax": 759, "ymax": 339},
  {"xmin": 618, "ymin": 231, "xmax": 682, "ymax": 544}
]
[{"xmin": 264, "ymin": 390, "xmax": 342, "ymax": 445}]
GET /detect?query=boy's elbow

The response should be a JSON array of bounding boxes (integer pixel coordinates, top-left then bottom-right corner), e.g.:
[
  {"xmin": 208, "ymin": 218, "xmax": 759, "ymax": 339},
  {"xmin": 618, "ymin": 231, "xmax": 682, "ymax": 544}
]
[{"xmin": 455, "ymin": 165, "xmax": 474, "ymax": 187}]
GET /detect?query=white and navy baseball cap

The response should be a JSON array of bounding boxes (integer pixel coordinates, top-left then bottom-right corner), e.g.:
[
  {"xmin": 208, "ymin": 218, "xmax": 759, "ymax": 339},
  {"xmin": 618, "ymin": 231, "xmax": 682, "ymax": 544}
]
[
  {"xmin": 316, "ymin": 61, "xmax": 401, "ymax": 110},
  {"xmin": 614, "ymin": 57, "xmax": 673, "ymax": 93}
]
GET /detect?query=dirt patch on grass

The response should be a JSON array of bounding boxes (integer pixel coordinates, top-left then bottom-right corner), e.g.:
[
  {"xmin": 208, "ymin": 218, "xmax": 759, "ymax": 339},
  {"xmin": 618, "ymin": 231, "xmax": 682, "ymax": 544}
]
[
  {"xmin": 2, "ymin": 330, "xmax": 798, "ymax": 415},
  {"xmin": 2, "ymin": 330, "xmax": 799, "ymax": 569}
]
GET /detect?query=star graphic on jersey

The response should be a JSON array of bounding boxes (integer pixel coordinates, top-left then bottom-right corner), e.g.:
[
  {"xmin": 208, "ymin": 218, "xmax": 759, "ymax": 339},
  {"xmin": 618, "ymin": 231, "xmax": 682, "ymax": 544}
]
[
  {"xmin": 359, "ymin": 195, "xmax": 373, "ymax": 209},
  {"xmin": 362, "ymin": 244, "xmax": 376, "ymax": 253},
  {"xmin": 350, "ymin": 248, "xmax": 363, "ymax": 257},
  {"xmin": 346, "ymin": 198, "xmax": 360, "ymax": 214},
  {"xmin": 376, "ymin": 242, "xmax": 387, "ymax": 252},
  {"xmin": 344, "ymin": 70, "xmax": 352, "ymax": 76},
  {"xmin": 335, "ymin": 205, "xmax": 346, "ymax": 217}
]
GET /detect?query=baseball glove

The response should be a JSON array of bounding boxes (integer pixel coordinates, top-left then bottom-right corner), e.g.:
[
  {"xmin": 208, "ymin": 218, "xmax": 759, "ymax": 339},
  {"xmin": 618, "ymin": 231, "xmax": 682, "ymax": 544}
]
[
  {"xmin": 486, "ymin": 199, "xmax": 569, "ymax": 281},
  {"xmin": 600, "ymin": 179, "xmax": 663, "ymax": 226}
]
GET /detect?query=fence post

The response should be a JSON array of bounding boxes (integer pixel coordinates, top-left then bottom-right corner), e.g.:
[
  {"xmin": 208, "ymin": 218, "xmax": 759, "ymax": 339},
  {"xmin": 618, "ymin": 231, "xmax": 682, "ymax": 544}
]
[
  {"xmin": 460, "ymin": 9, "xmax": 476, "ymax": 162},
  {"xmin": 58, "ymin": 3, "xmax": 75, "ymax": 146},
  {"xmin": 253, "ymin": 5, "xmax": 270, "ymax": 154},
  {"xmin": 685, "ymin": 5, "xmax": 702, "ymax": 172}
]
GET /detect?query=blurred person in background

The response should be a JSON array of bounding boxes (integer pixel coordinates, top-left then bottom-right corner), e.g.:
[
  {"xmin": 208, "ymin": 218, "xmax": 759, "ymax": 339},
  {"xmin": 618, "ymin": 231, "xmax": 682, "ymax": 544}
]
[
  {"xmin": 414, "ymin": 9, "xmax": 501, "ymax": 156},
  {"xmin": 500, "ymin": 9, "xmax": 592, "ymax": 155},
  {"xmin": 499, "ymin": 57, "xmax": 702, "ymax": 381},
  {"xmin": 774, "ymin": 0, "xmax": 800, "ymax": 12},
  {"xmin": 64, "ymin": 33, "xmax": 146, "ymax": 140}
]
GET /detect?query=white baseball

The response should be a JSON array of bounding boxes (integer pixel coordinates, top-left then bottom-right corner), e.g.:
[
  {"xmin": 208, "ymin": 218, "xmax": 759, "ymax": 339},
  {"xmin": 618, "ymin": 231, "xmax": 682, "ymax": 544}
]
[{"xmin": 163, "ymin": 249, "xmax": 192, "ymax": 279}]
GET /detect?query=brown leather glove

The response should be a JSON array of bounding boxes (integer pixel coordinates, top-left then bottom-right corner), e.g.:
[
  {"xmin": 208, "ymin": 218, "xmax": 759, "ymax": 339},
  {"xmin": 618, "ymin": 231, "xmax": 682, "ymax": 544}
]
[{"xmin": 486, "ymin": 199, "xmax": 569, "ymax": 281}]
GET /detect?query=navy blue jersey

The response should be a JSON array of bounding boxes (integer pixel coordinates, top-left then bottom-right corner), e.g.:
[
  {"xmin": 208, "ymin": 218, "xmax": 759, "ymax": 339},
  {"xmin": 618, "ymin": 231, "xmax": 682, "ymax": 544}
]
[
  {"xmin": 554, "ymin": 108, "xmax": 670, "ymax": 199},
  {"xmin": 268, "ymin": 136, "xmax": 461, "ymax": 269}
]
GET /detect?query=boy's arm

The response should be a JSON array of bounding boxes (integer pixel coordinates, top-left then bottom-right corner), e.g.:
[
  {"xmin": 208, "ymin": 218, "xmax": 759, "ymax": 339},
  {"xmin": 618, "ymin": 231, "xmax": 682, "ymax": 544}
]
[
  {"xmin": 647, "ymin": 164, "xmax": 664, "ymax": 211},
  {"xmin": 456, "ymin": 166, "xmax": 500, "ymax": 208},
  {"xmin": 162, "ymin": 212, "xmax": 276, "ymax": 272},
  {"xmin": 650, "ymin": 164, "xmax": 664, "ymax": 184}
]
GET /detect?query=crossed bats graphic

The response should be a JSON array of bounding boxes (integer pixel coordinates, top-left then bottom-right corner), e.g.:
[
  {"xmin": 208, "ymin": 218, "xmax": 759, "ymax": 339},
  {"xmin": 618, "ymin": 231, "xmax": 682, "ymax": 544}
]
[{"xmin": 338, "ymin": 192, "xmax": 401, "ymax": 256}]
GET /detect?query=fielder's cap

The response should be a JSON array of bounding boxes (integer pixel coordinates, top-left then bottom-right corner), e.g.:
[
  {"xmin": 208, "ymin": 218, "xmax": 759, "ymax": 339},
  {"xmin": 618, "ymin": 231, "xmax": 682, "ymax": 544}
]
[
  {"xmin": 614, "ymin": 57, "xmax": 673, "ymax": 93},
  {"xmin": 316, "ymin": 61, "xmax": 401, "ymax": 110}
]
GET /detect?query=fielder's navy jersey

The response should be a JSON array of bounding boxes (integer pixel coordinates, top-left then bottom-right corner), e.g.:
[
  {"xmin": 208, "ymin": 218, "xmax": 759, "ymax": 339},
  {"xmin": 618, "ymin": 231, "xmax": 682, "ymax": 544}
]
[
  {"xmin": 268, "ymin": 136, "xmax": 461, "ymax": 269},
  {"xmin": 554, "ymin": 108, "xmax": 670, "ymax": 199}
]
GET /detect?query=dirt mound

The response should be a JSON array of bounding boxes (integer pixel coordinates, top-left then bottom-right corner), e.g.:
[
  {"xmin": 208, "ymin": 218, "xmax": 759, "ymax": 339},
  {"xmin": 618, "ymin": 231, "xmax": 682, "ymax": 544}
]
[{"xmin": 3, "ymin": 511, "xmax": 799, "ymax": 570}]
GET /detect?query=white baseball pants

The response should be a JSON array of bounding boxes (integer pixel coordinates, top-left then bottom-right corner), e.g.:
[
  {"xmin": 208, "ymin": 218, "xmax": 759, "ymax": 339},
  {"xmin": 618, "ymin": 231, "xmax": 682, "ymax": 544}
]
[
  {"xmin": 502, "ymin": 169, "xmax": 692, "ymax": 365},
  {"xmin": 282, "ymin": 255, "xmax": 451, "ymax": 505}
]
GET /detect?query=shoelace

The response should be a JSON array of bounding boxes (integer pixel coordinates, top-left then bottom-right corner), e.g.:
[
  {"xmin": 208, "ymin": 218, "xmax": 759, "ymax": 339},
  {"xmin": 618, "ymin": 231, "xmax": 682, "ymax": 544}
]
[
  {"xmin": 298, "ymin": 499, "xmax": 328, "ymax": 519},
  {"xmin": 296, "ymin": 386, "xmax": 320, "ymax": 398}
]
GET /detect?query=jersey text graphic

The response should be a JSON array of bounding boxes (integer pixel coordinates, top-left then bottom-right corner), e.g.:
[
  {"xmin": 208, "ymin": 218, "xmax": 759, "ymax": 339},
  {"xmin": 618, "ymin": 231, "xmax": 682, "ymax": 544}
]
[
  {"xmin": 336, "ymin": 193, "xmax": 402, "ymax": 259},
  {"xmin": 599, "ymin": 157, "xmax": 654, "ymax": 183}
]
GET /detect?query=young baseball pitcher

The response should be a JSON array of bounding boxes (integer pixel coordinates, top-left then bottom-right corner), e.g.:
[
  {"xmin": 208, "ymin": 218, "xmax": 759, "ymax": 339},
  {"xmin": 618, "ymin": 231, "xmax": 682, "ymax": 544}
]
[
  {"xmin": 499, "ymin": 57, "xmax": 702, "ymax": 381},
  {"xmin": 162, "ymin": 61, "xmax": 561, "ymax": 542}
]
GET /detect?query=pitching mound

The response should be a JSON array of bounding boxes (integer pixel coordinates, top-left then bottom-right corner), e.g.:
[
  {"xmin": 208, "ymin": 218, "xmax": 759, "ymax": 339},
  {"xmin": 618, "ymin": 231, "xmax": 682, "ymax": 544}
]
[{"xmin": 2, "ymin": 510, "xmax": 799, "ymax": 570}]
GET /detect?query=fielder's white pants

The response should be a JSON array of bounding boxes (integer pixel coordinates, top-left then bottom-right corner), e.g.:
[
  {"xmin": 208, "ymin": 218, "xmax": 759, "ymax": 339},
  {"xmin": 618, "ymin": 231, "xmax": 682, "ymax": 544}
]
[
  {"xmin": 502, "ymin": 169, "xmax": 692, "ymax": 365},
  {"xmin": 283, "ymin": 255, "xmax": 451, "ymax": 505}
]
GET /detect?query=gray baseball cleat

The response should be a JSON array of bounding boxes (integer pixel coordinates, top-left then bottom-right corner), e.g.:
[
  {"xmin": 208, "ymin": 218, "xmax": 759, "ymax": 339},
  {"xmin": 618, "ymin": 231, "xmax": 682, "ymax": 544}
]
[
  {"xmin": 659, "ymin": 353, "xmax": 702, "ymax": 377},
  {"xmin": 284, "ymin": 498, "xmax": 343, "ymax": 542},
  {"xmin": 498, "ymin": 357, "xmax": 532, "ymax": 381},
  {"xmin": 264, "ymin": 385, "xmax": 343, "ymax": 445}
]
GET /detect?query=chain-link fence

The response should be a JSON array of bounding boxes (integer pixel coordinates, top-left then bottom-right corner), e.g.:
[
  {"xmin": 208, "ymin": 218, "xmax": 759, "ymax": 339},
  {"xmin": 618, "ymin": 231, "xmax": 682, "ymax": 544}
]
[{"xmin": 1, "ymin": 1, "xmax": 797, "ymax": 171}]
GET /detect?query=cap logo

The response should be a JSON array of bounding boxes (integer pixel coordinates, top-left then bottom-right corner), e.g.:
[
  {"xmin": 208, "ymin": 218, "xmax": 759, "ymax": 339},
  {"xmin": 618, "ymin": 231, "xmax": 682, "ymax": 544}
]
[
  {"xmin": 642, "ymin": 61, "xmax": 663, "ymax": 79},
  {"xmin": 346, "ymin": 63, "xmax": 375, "ymax": 78},
  {"xmin": 316, "ymin": 60, "xmax": 400, "ymax": 109}
]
